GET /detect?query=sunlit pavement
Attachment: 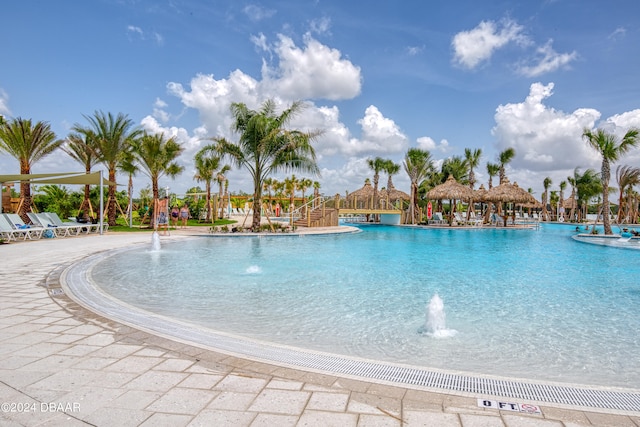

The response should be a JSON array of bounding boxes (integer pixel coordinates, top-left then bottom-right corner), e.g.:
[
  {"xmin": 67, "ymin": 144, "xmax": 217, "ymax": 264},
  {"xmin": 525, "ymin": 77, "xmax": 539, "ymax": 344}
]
[{"xmin": 1, "ymin": 228, "xmax": 638, "ymax": 426}]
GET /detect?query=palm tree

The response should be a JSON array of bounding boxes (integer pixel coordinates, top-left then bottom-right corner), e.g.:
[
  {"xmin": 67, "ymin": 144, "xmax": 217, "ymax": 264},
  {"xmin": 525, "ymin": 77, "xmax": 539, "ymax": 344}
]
[
  {"xmin": 582, "ymin": 127, "xmax": 639, "ymax": 234},
  {"xmin": 194, "ymin": 145, "xmax": 227, "ymax": 221},
  {"xmin": 464, "ymin": 148, "xmax": 482, "ymax": 189},
  {"xmin": 312, "ymin": 180, "xmax": 321, "ymax": 208},
  {"xmin": 0, "ymin": 118, "xmax": 62, "ymax": 219},
  {"xmin": 558, "ymin": 180, "xmax": 567, "ymax": 221},
  {"xmin": 542, "ymin": 177, "xmax": 552, "ymax": 221},
  {"xmin": 298, "ymin": 177, "xmax": 313, "ymax": 202},
  {"xmin": 483, "ymin": 161, "xmax": 501, "ymax": 222},
  {"xmin": 284, "ymin": 174, "xmax": 298, "ymax": 225},
  {"xmin": 498, "ymin": 148, "xmax": 515, "ymax": 185},
  {"xmin": 119, "ymin": 149, "xmax": 139, "ymax": 227},
  {"xmin": 367, "ymin": 157, "xmax": 387, "ymax": 211},
  {"xmin": 403, "ymin": 148, "xmax": 433, "ymax": 224},
  {"xmin": 130, "ymin": 132, "xmax": 184, "ymax": 227},
  {"xmin": 464, "ymin": 148, "xmax": 482, "ymax": 220},
  {"xmin": 216, "ymin": 164, "xmax": 231, "ymax": 219},
  {"xmin": 61, "ymin": 130, "xmax": 100, "ymax": 218},
  {"xmin": 73, "ymin": 111, "xmax": 142, "ymax": 226},
  {"xmin": 214, "ymin": 99, "xmax": 320, "ymax": 231},
  {"xmin": 615, "ymin": 165, "xmax": 640, "ymax": 223},
  {"xmin": 575, "ymin": 168, "xmax": 602, "ymax": 223}
]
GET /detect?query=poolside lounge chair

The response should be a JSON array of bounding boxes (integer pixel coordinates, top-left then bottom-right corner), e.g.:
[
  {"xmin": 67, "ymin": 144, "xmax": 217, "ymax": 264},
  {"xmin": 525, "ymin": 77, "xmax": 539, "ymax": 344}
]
[
  {"xmin": 46, "ymin": 212, "xmax": 101, "ymax": 234},
  {"xmin": 3, "ymin": 213, "xmax": 44, "ymax": 239},
  {"xmin": 0, "ymin": 214, "xmax": 36, "ymax": 241},
  {"xmin": 428, "ymin": 212, "xmax": 445, "ymax": 225},
  {"xmin": 27, "ymin": 212, "xmax": 79, "ymax": 237}
]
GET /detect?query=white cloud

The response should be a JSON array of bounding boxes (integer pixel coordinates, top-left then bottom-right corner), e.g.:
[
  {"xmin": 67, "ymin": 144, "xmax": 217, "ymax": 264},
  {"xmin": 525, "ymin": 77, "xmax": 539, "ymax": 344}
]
[
  {"xmin": 406, "ymin": 45, "xmax": 424, "ymax": 56},
  {"xmin": 243, "ymin": 4, "xmax": 276, "ymax": 22},
  {"xmin": 516, "ymin": 40, "xmax": 577, "ymax": 77},
  {"xmin": 608, "ymin": 27, "xmax": 626, "ymax": 41},
  {"xmin": 250, "ymin": 32, "xmax": 269, "ymax": 52},
  {"xmin": 126, "ymin": 25, "xmax": 163, "ymax": 46},
  {"xmin": 0, "ymin": 88, "xmax": 11, "ymax": 116},
  {"xmin": 416, "ymin": 136, "xmax": 450, "ymax": 153},
  {"xmin": 310, "ymin": 16, "xmax": 331, "ymax": 35},
  {"xmin": 452, "ymin": 19, "xmax": 528, "ymax": 69},
  {"xmin": 492, "ymin": 82, "xmax": 601, "ymax": 173},
  {"xmin": 127, "ymin": 25, "xmax": 143, "ymax": 36},
  {"xmin": 261, "ymin": 34, "xmax": 362, "ymax": 101}
]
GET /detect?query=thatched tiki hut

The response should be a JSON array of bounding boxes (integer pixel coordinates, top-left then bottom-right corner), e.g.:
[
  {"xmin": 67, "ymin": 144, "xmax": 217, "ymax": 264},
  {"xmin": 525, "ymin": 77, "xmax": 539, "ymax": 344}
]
[
  {"xmin": 484, "ymin": 178, "xmax": 536, "ymax": 226},
  {"xmin": 378, "ymin": 183, "xmax": 410, "ymax": 210},
  {"xmin": 426, "ymin": 175, "xmax": 474, "ymax": 226},
  {"xmin": 346, "ymin": 179, "xmax": 375, "ymax": 210}
]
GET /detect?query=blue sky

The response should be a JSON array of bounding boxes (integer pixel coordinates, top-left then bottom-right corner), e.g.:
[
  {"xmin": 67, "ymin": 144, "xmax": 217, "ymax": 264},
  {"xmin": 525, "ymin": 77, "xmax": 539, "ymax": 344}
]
[{"xmin": 2, "ymin": 0, "xmax": 639, "ymax": 198}]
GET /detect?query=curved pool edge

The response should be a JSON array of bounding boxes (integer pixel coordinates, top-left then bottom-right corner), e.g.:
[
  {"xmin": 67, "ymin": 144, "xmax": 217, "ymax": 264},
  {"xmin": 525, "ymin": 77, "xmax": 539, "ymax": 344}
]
[{"xmin": 60, "ymin": 245, "xmax": 640, "ymax": 415}]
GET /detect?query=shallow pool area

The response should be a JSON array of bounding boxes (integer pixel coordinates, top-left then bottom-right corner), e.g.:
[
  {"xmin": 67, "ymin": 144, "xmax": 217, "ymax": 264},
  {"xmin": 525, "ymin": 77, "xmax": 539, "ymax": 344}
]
[{"xmin": 89, "ymin": 224, "xmax": 640, "ymax": 389}]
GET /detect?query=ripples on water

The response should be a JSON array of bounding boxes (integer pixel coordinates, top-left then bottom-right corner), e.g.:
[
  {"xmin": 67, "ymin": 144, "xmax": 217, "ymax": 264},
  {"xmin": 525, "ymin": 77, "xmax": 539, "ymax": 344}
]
[{"xmin": 93, "ymin": 224, "xmax": 640, "ymax": 388}]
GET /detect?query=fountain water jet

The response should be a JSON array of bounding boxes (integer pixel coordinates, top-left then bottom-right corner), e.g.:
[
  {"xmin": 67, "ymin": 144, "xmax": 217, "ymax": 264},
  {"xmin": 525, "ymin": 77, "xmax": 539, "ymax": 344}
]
[
  {"xmin": 424, "ymin": 294, "xmax": 457, "ymax": 338},
  {"xmin": 151, "ymin": 231, "xmax": 161, "ymax": 251}
]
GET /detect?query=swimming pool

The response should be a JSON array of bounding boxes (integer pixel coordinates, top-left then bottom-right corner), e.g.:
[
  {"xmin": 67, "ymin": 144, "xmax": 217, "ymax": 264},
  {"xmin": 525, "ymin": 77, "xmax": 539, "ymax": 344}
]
[{"xmin": 90, "ymin": 224, "xmax": 640, "ymax": 389}]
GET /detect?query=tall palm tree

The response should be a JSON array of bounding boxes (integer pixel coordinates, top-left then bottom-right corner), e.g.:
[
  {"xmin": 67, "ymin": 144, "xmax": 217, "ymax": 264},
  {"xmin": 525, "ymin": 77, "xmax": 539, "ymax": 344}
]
[
  {"xmin": 483, "ymin": 162, "xmax": 501, "ymax": 223},
  {"xmin": 61, "ymin": 130, "xmax": 99, "ymax": 218},
  {"xmin": 73, "ymin": 111, "xmax": 142, "ymax": 226},
  {"xmin": 194, "ymin": 145, "xmax": 229, "ymax": 221},
  {"xmin": 541, "ymin": 177, "xmax": 552, "ymax": 221},
  {"xmin": 575, "ymin": 168, "xmax": 602, "ymax": 223},
  {"xmin": 312, "ymin": 180, "xmax": 321, "ymax": 208},
  {"xmin": 367, "ymin": 157, "xmax": 387, "ymax": 211},
  {"xmin": 464, "ymin": 148, "xmax": 482, "ymax": 190},
  {"xmin": 298, "ymin": 177, "xmax": 313, "ymax": 203},
  {"xmin": 216, "ymin": 165, "xmax": 231, "ymax": 219},
  {"xmin": 0, "ymin": 118, "xmax": 62, "ymax": 219},
  {"xmin": 214, "ymin": 99, "xmax": 320, "ymax": 231},
  {"xmin": 558, "ymin": 180, "xmax": 567, "ymax": 220},
  {"xmin": 118, "ymin": 148, "xmax": 139, "ymax": 227},
  {"xmin": 498, "ymin": 147, "xmax": 515, "ymax": 185},
  {"xmin": 615, "ymin": 165, "xmax": 640, "ymax": 223},
  {"xmin": 284, "ymin": 174, "xmax": 299, "ymax": 225},
  {"xmin": 403, "ymin": 148, "xmax": 433, "ymax": 224},
  {"xmin": 582, "ymin": 127, "xmax": 639, "ymax": 234},
  {"xmin": 130, "ymin": 132, "xmax": 184, "ymax": 227}
]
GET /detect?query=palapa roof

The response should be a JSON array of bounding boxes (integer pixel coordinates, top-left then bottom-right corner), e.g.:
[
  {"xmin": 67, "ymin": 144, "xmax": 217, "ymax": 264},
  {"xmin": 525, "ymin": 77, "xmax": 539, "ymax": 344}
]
[
  {"xmin": 379, "ymin": 183, "xmax": 410, "ymax": 201},
  {"xmin": 563, "ymin": 195, "xmax": 577, "ymax": 209},
  {"xmin": 426, "ymin": 175, "xmax": 474, "ymax": 201},
  {"xmin": 346, "ymin": 179, "xmax": 374, "ymax": 200},
  {"xmin": 484, "ymin": 178, "xmax": 537, "ymax": 204},
  {"xmin": 473, "ymin": 184, "xmax": 488, "ymax": 201}
]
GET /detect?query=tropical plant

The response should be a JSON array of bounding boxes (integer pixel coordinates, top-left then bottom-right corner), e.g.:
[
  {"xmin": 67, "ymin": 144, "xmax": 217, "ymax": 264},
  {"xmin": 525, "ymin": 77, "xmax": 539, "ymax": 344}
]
[
  {"xmin": 582, "ymin": 127, "xmax": 639, "ymax": 234},
  {"xmin": 73, "ymin": 111, "xmax": 142, "ymax": 226},
  {"xmin": 0, "ymin": 117, "xmax": 62, "ymax": 219},
  {"xmin": 367, "ymin": 157, "xmax": 387, "ymax": 210},
  {"xmin": 62, "ymin": 131, "xmax": 99, "ymax": 217},
  {"xmin": 541, "ymin": 177, "xmax": 552, "ymax": 221},
  {"xmin": 574, "ymin": 168, "xmax": 602, "ymax": 222},
  {"xmin": 403, "ymin": 148, "xmax": 434, "ymax": 224},
  {"xmin": 130, "ymin": 132, "xmax": 184, "ymax": 227},
  {"xmin": 497, "ymin": 147, "xmax": 515, "ymax": 185},
  {"xmin": 615, "ymin": 165, "xmax": 640, "ymax": 223},
  {"xmin": 216, "ymin": 164, "xmax": 231, "ymax": 219},
  {"xmin": 213, "ymin": 99, "xmax": 320, "ymax": 231},
  {"xmin": 194, "ymin": 144, "xmax": 229, "ymax": 221},
  {"xmin": 464, "ymin": 148, "xmax": 482, "ymax": 189}
]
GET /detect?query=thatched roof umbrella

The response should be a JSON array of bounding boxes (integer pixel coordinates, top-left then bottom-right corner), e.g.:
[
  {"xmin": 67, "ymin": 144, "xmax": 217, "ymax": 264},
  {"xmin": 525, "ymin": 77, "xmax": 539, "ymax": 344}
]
[
  {"xmin": 484, "ymin": 178, "xmax": 536, "ymax": 226},
  {"xmin": 379, "ymin": 183, "xmax": 410, "ymax": 209},
  {"xmin": 426, "ymin": 175, "xmax": 474, "ymax": 225},
  {"xmin": 346, "ymin": 179, "xmax": 375, "ymax": 209}
]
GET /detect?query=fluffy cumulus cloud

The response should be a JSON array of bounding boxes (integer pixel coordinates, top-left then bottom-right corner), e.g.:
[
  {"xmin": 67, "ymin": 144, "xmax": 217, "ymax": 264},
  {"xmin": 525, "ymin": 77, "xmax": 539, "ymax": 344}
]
[
  {"xmin": 158, "ymin": 34, "xmax": 396, "ymax": 194},
  {"xmin": 416, "ymin": 136, "xmax": 450, "ymax": 153},
  {"xmin": 452, "ymin": 19, "xmax": 528, "ymax": 69},
  {"xmin": 492, "ymin": 82, "xmax": 602, "ymax": 175},
  {"xmin": 260, "ymin": 34, "xmax": 362, "ymax": 101}
]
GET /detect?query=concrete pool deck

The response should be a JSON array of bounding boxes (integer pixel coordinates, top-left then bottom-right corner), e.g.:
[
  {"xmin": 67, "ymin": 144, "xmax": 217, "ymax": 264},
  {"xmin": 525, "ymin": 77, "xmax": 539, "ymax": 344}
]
[{"xmin": 1, "ymin": 228, "xmax": 639, "ymax": 426}]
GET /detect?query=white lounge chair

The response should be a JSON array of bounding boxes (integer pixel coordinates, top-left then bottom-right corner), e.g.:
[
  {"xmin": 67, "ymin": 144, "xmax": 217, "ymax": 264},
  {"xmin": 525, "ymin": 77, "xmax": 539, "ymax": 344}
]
[
  {"xmin": 46, "ymin": 212, "xmax": 100, "ymax": 234},
  {"xmin": 428, "ymin": 212, "xmax": 445, "ymax": 225},
  {"xmin": 0, "ymin": 214, "xmax": 34, "ymax": 241},
  {"xmin": 3, "ymin": 213, "xmax": 44, "ymax": 239},
  {"xmin": 27, "ymin": 212, "xmax": 77, "ymax": 237}
]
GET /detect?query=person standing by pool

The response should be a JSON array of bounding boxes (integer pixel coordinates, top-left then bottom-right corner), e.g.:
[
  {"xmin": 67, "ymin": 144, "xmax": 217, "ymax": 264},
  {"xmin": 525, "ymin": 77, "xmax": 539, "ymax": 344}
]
[
  {"xmin": 171, "ymin": 206, "xmax": 179, "ymax": 228},
  {"xmin": 180, "ymin": 204, "xmax": 189, "ymax": 228},
  {"xmin": 157, "ymin": 211, "xmax": 169, "ymax": 235}
]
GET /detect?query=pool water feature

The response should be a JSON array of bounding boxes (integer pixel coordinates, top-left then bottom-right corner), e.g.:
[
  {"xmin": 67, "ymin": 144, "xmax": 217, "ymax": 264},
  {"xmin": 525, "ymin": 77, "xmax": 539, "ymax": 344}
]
[{"xmin": 91, "ymin": 224, "xmax": 640, "ymax": 389}]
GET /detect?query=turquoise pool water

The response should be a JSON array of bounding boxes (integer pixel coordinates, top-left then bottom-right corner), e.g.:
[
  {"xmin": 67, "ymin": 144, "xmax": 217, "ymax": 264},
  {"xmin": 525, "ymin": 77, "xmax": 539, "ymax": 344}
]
[{"xmin": 92, "ymin": 224, "xmax": 640, "ymax": 388}]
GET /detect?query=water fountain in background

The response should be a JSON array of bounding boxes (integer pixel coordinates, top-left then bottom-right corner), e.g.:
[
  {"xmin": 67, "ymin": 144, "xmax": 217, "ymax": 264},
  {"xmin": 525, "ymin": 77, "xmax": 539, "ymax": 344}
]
[{"xmin": 151, "ymin": 231, "xmax": 161, "ymax": 251}]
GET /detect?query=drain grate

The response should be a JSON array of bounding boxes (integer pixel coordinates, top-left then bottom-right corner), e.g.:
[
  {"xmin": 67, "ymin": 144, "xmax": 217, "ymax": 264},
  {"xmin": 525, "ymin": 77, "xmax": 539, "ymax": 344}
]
[{"xmin": 63, "ymin": 251, "xmax": 640, "ymax": 414}]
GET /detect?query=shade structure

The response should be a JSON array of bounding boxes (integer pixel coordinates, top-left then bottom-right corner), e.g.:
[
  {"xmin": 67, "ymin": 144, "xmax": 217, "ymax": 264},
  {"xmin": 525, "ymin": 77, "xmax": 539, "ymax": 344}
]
[
  {"xmin": 346, "ymin": 179, "xmax": 375, "ymax": 209},
  {"xmin": 484, "ymin": 178, "xmax": 536, "ymax": 205},
  {"xmin": 379, "ymin": 183, "xmax": 410, "ymax": 202},
  {"xmin": 426, "ymin": 175, "xmax": 474, "ymax": 201},
  {"xmin": 473, "ymin": 184, "xmax": 488, "ymax": 201}
]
